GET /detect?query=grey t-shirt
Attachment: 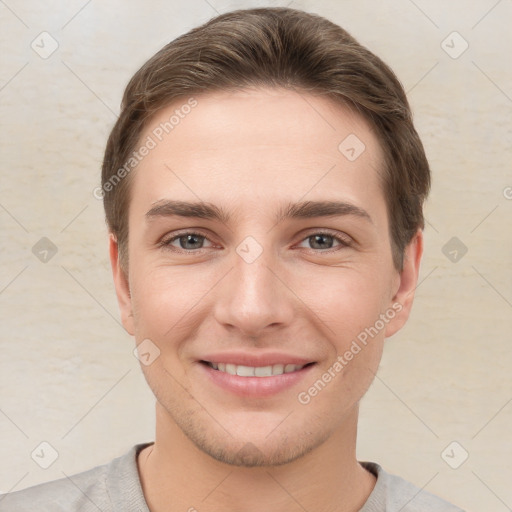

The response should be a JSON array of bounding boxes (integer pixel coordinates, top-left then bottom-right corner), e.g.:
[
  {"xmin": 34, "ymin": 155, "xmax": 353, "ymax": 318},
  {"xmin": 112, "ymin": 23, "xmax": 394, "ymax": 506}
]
[{"xmin": 0, "ymin": 443, "xmax": 465, "ymax": 511}]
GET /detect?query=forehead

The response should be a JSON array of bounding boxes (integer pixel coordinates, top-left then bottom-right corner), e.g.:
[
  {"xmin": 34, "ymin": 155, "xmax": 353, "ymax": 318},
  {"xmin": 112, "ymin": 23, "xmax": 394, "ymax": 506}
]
[{"xmin": 131, "ymin": 87, "xmax": 386, "ymax": 220}]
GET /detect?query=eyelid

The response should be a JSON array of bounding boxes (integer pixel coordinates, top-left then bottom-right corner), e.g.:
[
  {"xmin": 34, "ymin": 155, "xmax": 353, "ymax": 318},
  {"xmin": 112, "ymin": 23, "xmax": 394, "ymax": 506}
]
[
  {"xmin": 295, "ymin": 228, "xmax": 353, "ymax": 248},
  {"xmin": 159, "ymin": 228, "xmax": 353, "ymax": 252},
  {"xmin": 159, "ymin": 229, "xmax": 215, "ymax": 251}
]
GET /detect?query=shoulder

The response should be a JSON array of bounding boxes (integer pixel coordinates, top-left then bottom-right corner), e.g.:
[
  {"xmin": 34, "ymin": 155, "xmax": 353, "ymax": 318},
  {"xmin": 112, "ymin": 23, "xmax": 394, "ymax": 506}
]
[
  {"xmin": 0, "ymin": 444, "xmax": 150, "ymax": 512},
  {"xmin": 360, "ymin": 462, "xmax": 466, "ymax": 512},
  {"xmin": 0, "ymin": 464, "xmax": 109, "ymax": 512}
]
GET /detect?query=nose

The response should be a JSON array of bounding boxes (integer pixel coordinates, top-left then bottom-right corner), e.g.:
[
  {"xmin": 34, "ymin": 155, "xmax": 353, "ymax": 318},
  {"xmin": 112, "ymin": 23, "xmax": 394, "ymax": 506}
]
[{"xmin": 212, "ymin": 246, "xmax": 295, "ymax": 338}]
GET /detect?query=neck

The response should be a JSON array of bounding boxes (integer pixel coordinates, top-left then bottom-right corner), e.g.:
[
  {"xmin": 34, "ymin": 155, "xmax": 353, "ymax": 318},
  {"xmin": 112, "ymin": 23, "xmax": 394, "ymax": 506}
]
[{"xmin": 137, "ymin": 402, "xmax": 375, "ymax": 512}]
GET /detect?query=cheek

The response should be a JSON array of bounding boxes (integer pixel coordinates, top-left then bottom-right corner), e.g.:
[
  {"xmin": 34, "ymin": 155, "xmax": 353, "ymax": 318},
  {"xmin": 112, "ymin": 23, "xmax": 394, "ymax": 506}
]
[
  {"xmin": 303, "ymin": 266, "xmax": 390, "ymax": 336},
  {"xmin": 129, "ymin": 264, "xmax": 213, "ymax": 341},
  {"xmin": 129, "ymin": 269, "xmax": 202, "ymax": 389},
  {"xmin": 132, "ymin": 270, "xmax": 182, "ymax": 339},
  {"xmin": 308, "ymin": 272, "xmax": 388, "ymax": 405},
  {"xmin": 300, "ymin": 267, "xmax": 390, "ymax": 388}
]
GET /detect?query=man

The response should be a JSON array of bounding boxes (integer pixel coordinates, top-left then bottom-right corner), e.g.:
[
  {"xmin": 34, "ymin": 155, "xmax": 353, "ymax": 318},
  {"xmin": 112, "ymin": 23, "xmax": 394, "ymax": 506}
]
[{"xmin": 1, "ymin": 7, "xmax": 465, "ymax": 511}]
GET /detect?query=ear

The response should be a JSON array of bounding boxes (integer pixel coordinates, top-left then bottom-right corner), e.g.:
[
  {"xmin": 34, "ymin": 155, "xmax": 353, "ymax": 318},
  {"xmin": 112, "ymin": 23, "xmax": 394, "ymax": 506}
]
[
  {"xmin": 385, "ymin": 229, "xmax": 424, "ymax": 338},
  {"xmin": 109, "ymin": 234, "xmax": 135, "ymax": 335}
]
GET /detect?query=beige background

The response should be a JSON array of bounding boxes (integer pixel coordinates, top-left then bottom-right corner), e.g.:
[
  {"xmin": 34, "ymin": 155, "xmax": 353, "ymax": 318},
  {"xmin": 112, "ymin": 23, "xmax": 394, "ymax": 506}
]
[{"xmin": 0, "ymin": 1, "xmax": 511, "ymax": 510}]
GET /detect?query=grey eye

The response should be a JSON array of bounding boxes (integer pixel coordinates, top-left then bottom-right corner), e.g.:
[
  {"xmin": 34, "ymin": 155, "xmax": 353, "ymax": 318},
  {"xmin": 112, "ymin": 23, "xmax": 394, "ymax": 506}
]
[
  {"xmin": 169, "ymin": 233, "xmax": 211, "ymax": 250},
  {"xmin": 307, "ymin": 234, "xmax": 335, "ymax": 250}
]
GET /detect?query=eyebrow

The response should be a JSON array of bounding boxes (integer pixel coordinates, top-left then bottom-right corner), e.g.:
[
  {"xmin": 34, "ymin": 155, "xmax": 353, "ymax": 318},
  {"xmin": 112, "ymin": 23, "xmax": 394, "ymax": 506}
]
[
  {"xmin": 145, "ymin": 200, "xmax": 231, "ymax": 224},
  {"xmin": 276, "ymin": 200, "xmax": 372, "ymax": 224},
  {"xmin": 145, "ymin": 199, "xmax": 372, "ymax": 224}
]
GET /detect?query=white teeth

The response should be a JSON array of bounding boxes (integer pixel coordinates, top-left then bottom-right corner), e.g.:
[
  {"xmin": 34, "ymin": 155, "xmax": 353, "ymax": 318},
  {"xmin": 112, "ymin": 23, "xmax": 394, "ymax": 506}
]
[
  {"xmin": 273, "ymin": 364, "xmax": 284, "ymax": 375},
  {"xmin": 208, "ymin": 361, "xmax": 306, "ymax": 377},
  {"xmin": 255, "ymin": 365, "xmax": 273, "ymax": 377},
  {"xmin": 225, "ymin": 363, "xmax": 237, "ymax": 375},
  {"xmin": 236, "ymin": 365, "xmax": 255, "ymax": 377}
]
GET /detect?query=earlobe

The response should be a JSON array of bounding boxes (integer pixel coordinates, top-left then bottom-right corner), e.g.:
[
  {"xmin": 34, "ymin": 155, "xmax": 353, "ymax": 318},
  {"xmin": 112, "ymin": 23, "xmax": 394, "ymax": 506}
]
[
  {"xmin": 385, "ymin": 229, "xmax": 424, "ymax": 338},
  {"xmin": 109, "ymin": 234, "xmax": 135, "ymax": 335}
]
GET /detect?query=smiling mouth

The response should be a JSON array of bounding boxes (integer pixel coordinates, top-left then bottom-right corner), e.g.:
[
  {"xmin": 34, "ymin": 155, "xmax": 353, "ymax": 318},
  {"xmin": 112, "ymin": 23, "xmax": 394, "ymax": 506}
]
[{"xmin": 200, "ymin": 361, "xmax": 315, "ymax": 377}]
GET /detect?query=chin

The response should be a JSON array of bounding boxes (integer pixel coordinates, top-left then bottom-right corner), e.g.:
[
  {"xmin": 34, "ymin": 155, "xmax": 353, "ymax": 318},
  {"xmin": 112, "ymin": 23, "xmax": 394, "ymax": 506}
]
[
  {"xmin": 175, "ymin": 410, "xmax": 330, "ymax": 468},
  {"xmin": 195, "ymin": 435, "xmax": 324, "ymax": 467}
]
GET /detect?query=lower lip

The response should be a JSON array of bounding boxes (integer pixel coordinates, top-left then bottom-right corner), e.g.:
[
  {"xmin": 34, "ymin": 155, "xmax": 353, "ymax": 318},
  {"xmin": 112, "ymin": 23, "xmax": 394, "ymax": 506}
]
[{"xmin": 198, "ymin": 362, "xmax": 315, "ymax": 398}]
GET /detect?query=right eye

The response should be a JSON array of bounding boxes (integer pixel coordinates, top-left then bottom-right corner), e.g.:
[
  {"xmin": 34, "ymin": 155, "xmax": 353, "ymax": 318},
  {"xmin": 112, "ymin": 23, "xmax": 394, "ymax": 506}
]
[{"xmin": 162, "ymin": 232, "xmax": 214, "ymax": 251}]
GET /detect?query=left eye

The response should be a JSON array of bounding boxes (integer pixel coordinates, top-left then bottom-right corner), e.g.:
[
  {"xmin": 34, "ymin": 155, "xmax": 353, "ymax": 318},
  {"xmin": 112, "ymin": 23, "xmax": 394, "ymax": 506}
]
[
  {"xmin": 167, "ymin": 233, "xmax": 213, "ymax": 250},
  {"xmin": 298, "ymin": 233, "xmax": 346, "ymax": 250}
]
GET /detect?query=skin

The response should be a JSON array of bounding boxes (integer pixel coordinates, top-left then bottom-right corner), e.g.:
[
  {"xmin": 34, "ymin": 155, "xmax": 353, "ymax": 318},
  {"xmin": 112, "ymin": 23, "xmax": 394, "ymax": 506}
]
[{"xmin": 110, "ymin": 87, "xmax": 423, "ymax": 512}]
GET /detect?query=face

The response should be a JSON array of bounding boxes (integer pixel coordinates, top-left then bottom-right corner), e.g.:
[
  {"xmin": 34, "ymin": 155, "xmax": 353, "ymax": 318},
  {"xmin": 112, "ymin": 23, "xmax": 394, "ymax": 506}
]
[{"xmin": 111, "ymin": 87, "xmax": 422, "ymax": 467}]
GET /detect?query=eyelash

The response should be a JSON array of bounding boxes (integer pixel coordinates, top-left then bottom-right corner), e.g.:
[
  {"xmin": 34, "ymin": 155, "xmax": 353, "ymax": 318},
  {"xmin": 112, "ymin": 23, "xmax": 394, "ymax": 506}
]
[{"xmin": 159, "ymin": 229, "xmax": 353, "ymax": 254}]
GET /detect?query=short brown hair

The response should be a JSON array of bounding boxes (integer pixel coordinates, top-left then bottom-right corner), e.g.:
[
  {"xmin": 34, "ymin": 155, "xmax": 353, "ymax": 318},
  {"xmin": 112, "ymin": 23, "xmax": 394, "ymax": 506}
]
[{"xmin": 101, "ymin": 7, "xmax": 430, "ymax": 270}]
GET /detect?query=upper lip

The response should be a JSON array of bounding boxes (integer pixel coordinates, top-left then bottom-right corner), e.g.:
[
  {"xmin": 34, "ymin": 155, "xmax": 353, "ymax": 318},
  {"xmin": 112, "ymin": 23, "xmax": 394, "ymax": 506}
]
[{"xmin": 199, "ymin": 352, "xmax": 315, "ymax": 367}]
